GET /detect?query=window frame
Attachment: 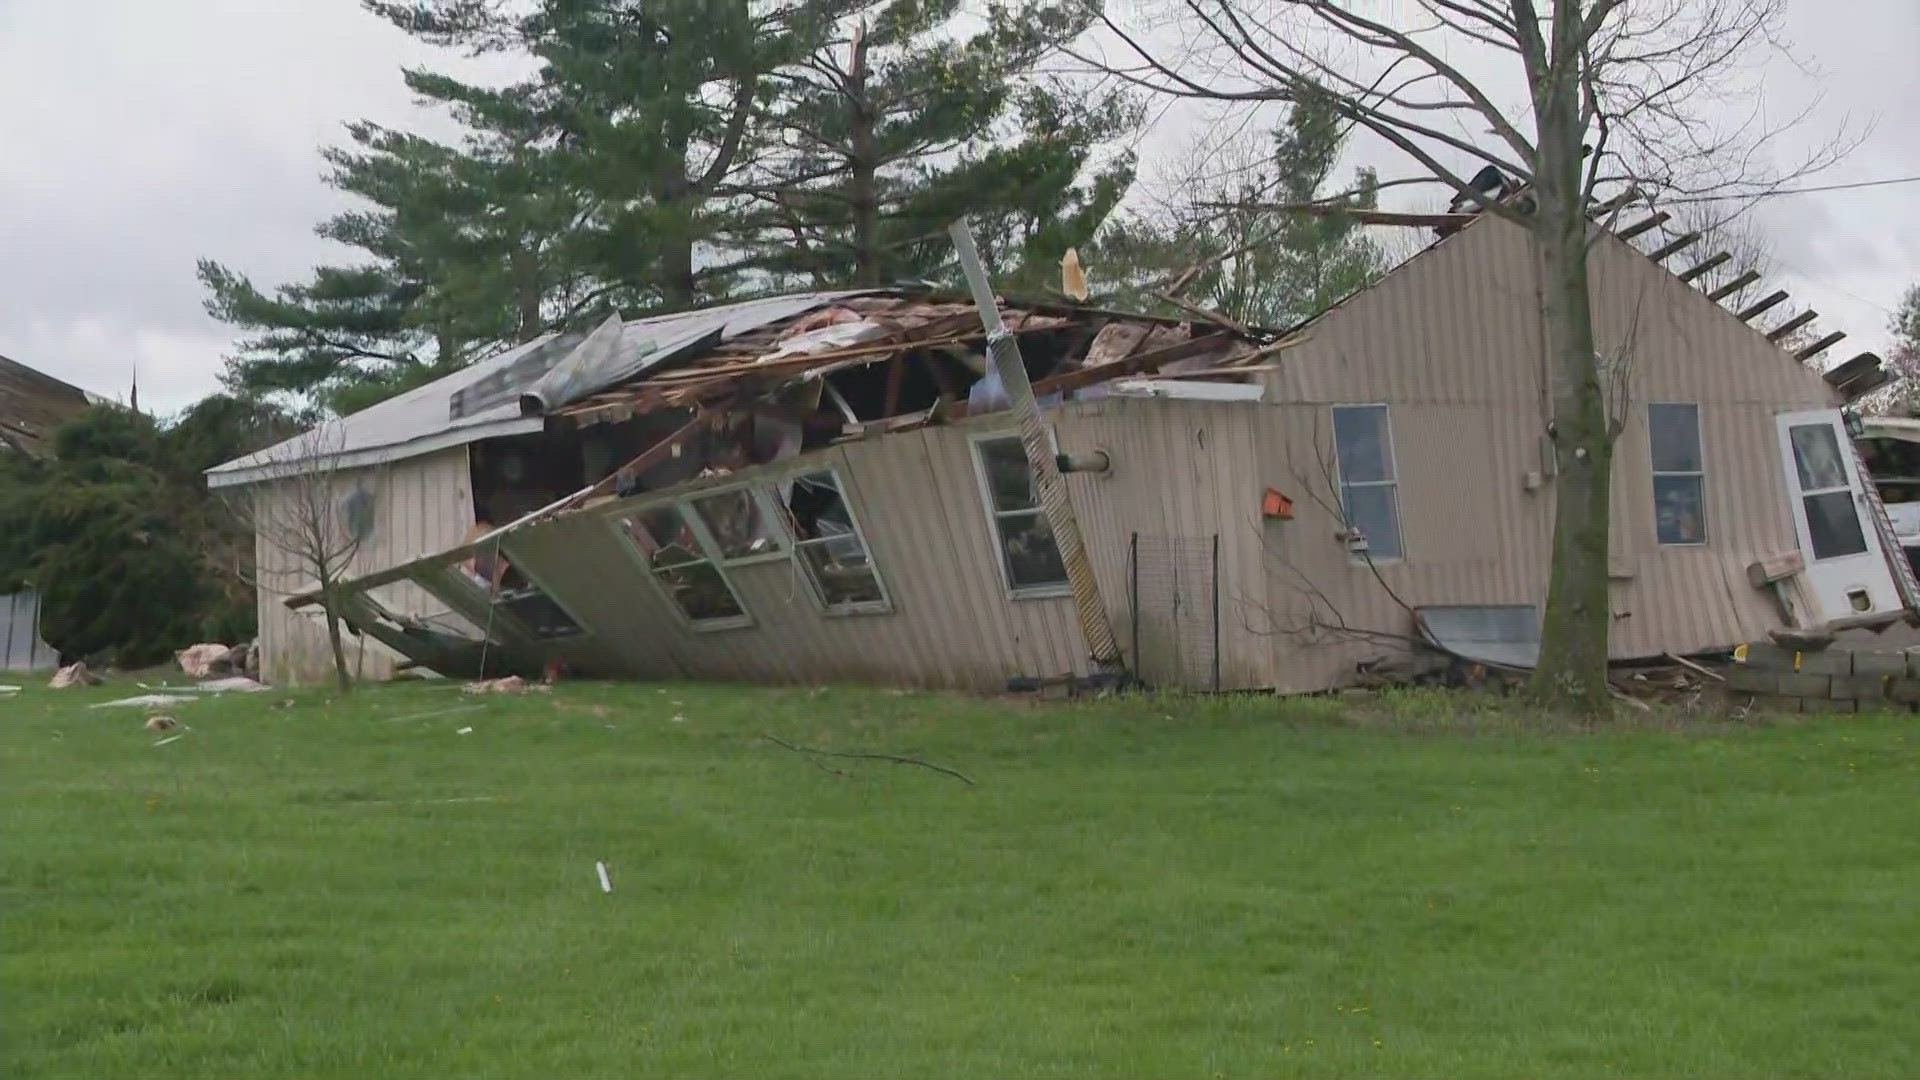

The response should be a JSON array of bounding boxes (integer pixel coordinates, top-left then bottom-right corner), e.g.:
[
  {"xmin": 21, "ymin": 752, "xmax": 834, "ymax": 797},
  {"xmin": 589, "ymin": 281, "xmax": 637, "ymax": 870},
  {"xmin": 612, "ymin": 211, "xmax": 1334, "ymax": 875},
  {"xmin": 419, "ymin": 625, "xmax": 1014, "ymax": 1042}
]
[
  {"xmin": 1648, "ymin": 401, "xmax": 1708, "ymax": 547},
  {"xmin": 969, "ymin": 429, "xmax": 1073, "ymax": 600},
  {"xmin": 1329, "ymin": 403, "xmax": 1406, "ymax": 563},
  {"xmin": 427, "ymin": 550, "xmax": 592, "ymax": 644},
  {"xmin": 608, "ymin": 497, "xmax": 757, "ymax": 633},
  {"xmin": 683, "ymin": 484, "xmax": 793, "ymax": 568},
  {"xmin": 773, "ymin": 467, "xmax": 893, "ymax": 617}
]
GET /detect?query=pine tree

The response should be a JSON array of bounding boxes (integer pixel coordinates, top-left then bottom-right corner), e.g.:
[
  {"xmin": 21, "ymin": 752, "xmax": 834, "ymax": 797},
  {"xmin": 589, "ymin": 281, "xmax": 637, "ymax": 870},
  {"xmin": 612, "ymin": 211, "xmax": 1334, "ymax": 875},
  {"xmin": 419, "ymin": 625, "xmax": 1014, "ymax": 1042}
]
[
  {"xmin": 744, "ymin": 0, "xmax": 1138, "ymax": 290},
  {"xmin": 1091, "ymin": 91, "xmax": 1388, "ymax": 328}
]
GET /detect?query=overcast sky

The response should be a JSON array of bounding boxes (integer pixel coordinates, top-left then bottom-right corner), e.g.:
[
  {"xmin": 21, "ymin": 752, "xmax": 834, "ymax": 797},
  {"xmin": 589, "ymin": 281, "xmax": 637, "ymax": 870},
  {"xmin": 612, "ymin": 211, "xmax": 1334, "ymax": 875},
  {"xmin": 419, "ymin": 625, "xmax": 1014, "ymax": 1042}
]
[{"xmin": 1, "ymin": 0, "xmax": 1914, "ymax": 414}]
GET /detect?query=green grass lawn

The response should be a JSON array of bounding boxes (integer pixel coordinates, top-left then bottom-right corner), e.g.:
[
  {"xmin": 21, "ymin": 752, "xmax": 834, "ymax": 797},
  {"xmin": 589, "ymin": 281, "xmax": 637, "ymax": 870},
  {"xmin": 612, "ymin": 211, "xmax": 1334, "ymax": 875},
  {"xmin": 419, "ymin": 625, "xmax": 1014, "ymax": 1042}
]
[{"xmin": 5, "ymin": 679, "xmax": 1920, "ymax": 1078}]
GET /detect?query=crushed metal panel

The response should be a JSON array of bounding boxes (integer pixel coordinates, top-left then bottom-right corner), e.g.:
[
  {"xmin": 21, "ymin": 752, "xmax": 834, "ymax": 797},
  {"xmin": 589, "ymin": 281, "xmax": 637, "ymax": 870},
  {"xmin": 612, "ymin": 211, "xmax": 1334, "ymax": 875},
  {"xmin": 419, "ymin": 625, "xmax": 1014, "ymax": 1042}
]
[
  {"xmin": 449, "ymin": 332, "xmax": 586, "ymax": 420},
  {"xmin": 520, "ymin": 318, "xmax": 722, "ymax": 416},
  {"xmin": 1416, "ymin": 604, "xmax": 1540, "ymax": 670}
]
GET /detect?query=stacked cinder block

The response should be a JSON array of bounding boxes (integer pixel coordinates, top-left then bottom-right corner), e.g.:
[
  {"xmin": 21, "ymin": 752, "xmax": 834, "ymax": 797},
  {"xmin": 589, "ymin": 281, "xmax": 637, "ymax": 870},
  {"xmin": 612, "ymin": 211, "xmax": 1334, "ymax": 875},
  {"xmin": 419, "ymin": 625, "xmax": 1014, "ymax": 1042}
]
[{"xmin": 1727, "ymin": 644, "xmax": 1920, "ymax": 713}]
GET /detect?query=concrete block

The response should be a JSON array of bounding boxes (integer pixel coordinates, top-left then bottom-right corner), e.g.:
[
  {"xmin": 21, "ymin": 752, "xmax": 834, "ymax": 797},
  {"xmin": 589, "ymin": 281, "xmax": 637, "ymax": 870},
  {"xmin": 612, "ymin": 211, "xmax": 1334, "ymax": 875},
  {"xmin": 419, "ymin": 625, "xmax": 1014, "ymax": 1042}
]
[
  {"xmin": 1796, "ymin": 696, "xmax": 1857, "ymax": 714},
  {"xmin": 1888, "ymin": 677, "xmax": 1920, "ymax": 705},
  {"xmin": 1725, "ymin": 666, "xmax": 1775, "ymax": 694},
  {"xmin": 1773, "ymin": 672, "xmax": 1831, "ymax": 697},
  {"xmin": 1831, "ymin": 674, "xmax": 1890, "ymax": 700},
  {"xmin": 1852, "ymin": 650, "xmax": 1910, "ymax": 677},
  {"xmin": 1905, "ymin": 652, "xmax": 1920, "ymax": 679},
  {"xmin": 1742, "ymin": 643, "xmax": 1799, "ymax": 670}
]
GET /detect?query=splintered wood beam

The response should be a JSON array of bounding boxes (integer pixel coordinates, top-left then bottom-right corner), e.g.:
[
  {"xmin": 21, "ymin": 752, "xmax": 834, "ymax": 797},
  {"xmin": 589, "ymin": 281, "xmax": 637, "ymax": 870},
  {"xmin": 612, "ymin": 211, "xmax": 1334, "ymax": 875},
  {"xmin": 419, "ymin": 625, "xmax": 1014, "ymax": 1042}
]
[
  {"xmin": 1707, "ymin": 270, "xmax": 1762, "ymax": 302},
  {"xmin": 1796, "ymin": 331, "xmax": 1847, "ymax": 362},
  {"xmin": 1589, "ymin": 189, "xmax": 1641, "ymax": 218},
  {"xmin": 1738, "ymin": 290, "xmax": 1791, "ymax": 322},
  {"xmin": 1677, "ymin": 252, "xmax": 1731, "ymax": 283},
  {"xmin": 1027, "ymin": 332, "xmax": 1236, "ymax": 397},
  {"xmin": 1767, "ymin": 310, "xmax": 1818, "ymax": 342},
  {"xmin": 1648, "ymin": 232, "xmax": 1701, "ymax": 262},
  {"xmin": 1615, "ymin": 212, "xmax": 1670, "ymax": 241}
]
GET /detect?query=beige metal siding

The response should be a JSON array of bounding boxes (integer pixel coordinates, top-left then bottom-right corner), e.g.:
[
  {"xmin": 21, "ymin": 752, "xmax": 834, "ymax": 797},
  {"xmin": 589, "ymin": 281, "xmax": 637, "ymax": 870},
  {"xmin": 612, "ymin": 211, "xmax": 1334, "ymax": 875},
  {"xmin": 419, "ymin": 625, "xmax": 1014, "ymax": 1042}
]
[
  {"xmin": 1254, "ymin": 215, "xmax": 1839, "ymax": 688},
  {"xmin": 255, "ymin": 446, "xmax": 475, "ymax": 685},
  {"xmin": 498, "ymin": 426, "xmax": 1098, "ymax": 690}
]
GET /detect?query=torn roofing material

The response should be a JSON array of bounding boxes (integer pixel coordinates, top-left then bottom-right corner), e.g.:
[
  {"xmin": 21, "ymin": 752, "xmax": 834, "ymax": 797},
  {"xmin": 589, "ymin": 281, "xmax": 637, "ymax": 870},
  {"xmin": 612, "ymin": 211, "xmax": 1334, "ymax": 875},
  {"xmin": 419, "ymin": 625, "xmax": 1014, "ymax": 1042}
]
[{"xmin": 205, "ymin": 291, "xmax": 877, "ymax": 488}]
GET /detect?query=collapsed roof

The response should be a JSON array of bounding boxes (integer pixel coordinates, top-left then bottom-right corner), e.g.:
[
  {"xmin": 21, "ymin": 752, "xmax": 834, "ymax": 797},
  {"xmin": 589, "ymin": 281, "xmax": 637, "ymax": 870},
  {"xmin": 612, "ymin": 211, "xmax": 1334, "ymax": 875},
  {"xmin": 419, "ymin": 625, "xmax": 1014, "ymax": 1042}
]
[{"xmin": 207, "ymin": 288, "xmax": 1277, "ymax": 491}]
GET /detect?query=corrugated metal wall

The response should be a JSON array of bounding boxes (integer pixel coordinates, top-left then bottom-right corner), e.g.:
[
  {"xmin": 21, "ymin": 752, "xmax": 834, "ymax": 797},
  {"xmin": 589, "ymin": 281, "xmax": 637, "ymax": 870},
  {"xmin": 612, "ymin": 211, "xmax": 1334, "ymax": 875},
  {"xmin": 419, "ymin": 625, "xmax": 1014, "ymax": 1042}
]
[
  {"xmin": 1253, "ymin": 214, "xmax": 1840, "ymax": 689},
  {"xmin": 502, "ymin": 422, "xmax": 1106, "ymax": 689},
  {"xmin": 1, "ymin": 589, "xmax": 55, "ymax": 672},
  {"xmin": 256, "ymin": 446, "xmax": 475, "ymax": 685}
]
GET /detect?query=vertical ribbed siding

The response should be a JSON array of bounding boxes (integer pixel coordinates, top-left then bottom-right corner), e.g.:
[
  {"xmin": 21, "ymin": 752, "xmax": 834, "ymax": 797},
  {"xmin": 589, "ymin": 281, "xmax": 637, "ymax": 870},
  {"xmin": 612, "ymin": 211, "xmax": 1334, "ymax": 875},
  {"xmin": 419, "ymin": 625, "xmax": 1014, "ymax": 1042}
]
[
  {"xmin": 1252, "ymin": 214, "xmax": 1840, "ymax": 689},
  {"xmin": 257, "ymin": 447, "xmax": 475, "ymax": 685},
  {"xmin": 499, "ymin": 427, "xmax": 1095, "ymax": 690}
]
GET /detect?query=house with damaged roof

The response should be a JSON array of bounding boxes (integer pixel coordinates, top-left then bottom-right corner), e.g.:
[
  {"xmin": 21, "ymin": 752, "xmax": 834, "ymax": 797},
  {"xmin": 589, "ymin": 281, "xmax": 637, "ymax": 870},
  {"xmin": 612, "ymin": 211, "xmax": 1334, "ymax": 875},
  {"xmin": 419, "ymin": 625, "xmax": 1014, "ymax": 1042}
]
[{"xmin": 207, "ymin": 207, "xmax": 1912, "ymax": 691}]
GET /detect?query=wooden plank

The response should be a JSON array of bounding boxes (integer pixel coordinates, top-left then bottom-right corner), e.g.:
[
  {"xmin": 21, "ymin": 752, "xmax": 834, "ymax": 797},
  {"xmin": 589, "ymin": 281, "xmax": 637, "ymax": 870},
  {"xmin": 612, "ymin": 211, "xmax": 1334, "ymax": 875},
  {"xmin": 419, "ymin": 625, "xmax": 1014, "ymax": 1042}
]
[
  {"xmin": 1615, "ymin": 212, "xmax": 1670, "ymax": 240},
  {"xmin": 1706, "ymin": 270, "xmax": 1761, "ymax": 302},
  {"xmin": 1796, "ymin": 331, "xmax": 1847, "ymax": 362},
  {"xmin": 1676, "ymin": 252, "xmax": 1730, "ymax": 283},
  {"xmin": 1766, "ymin": 310, "xmax": 1818, "ymax": 343},
  {"xmin": 1737, "ymin": 290, "xmax": 1790, "ymax": 322},
  {"xmin": 1648, "ymin": 232, "xmax": 1701, "ymax": 262},
  {"xmin": 1028, "ymin": 332, "xmax": 1236, "ymax": 397}
]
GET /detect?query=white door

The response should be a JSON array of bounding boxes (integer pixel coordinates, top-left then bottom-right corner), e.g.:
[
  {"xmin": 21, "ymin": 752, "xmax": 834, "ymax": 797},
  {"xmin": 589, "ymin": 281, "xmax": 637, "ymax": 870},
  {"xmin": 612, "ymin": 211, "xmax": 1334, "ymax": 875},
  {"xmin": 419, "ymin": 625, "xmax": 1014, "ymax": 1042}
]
[{"xmin": 1776, "ymin": 409, "xmax": 1900, "ymax": 621}]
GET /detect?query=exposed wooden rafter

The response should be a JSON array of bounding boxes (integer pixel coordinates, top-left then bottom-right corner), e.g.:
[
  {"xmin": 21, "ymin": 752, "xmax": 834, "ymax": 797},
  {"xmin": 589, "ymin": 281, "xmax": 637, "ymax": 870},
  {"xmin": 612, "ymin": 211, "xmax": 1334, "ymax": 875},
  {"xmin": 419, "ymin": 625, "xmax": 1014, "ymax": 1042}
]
[
  {"xmin": 1707, "ymin": 271, "xmax": 1762, "ymax": 302},
  {"xmin": 1738, "ymin": 291, "xmax": 1790, "ymax": 322},
  {"xmin": 1796, "ymin": 332, "xmax": 1847, "ymax": 362},
  {"xmin": 1677, "ymin": 252, "xmax": 1731, "ymax": 283},
  {"xmin": 1615, "ymin": 212, "xmax": 1670, "ymax": 241},
  {"xmin": 1648, "ymin": 232, "xmax": 1701, "ymax": 262},
  {"xmin": 1767, "ymin": 310, "xmax": 1819, "ymax": 343}
]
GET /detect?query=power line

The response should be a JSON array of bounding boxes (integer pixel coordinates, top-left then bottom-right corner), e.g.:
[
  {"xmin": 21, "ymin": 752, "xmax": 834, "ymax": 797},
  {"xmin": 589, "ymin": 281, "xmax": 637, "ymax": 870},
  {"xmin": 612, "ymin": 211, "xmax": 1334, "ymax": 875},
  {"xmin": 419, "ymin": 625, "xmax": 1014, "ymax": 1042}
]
[{"xmin": 1760, "ymin": 175, "xmax": 1920, "ymax": 198}]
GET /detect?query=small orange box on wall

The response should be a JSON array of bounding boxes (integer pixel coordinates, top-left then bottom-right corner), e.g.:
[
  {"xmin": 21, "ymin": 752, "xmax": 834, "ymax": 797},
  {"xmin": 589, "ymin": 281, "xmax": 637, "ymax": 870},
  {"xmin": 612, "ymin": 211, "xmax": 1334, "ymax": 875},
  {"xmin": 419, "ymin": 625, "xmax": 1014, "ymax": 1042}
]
[{"xmin": 1262, "ymin": 487, "xmax": 1294, "ymax": 520}]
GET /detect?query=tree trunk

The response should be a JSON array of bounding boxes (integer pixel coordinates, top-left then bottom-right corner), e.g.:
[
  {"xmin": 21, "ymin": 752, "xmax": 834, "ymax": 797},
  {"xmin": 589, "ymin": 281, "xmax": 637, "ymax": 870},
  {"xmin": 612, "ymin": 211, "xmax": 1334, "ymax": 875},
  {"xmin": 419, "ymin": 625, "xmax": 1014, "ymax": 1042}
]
[
  {"xmin": 846, "ymin": 31, "xmax": 880, "ymax": 288},
  {"xmin": 320, "ymin": 585, "xmax": 353, "ymax": 692},
  {"xmin": 510, "ymin": 246, "xmax": 543, "ymax": 343},
  {"xmin": 1525, "ymin": 53, "xmax": 1614, "ymax": 718}
]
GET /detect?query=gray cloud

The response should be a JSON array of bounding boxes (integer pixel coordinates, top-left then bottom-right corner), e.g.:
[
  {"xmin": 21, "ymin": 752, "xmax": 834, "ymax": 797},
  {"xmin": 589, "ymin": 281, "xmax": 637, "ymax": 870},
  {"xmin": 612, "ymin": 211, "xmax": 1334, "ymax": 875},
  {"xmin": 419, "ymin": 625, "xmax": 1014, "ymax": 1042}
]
[{"xmin": 0, "ymin": 0, "xmax": 1913, "ymax": 414}]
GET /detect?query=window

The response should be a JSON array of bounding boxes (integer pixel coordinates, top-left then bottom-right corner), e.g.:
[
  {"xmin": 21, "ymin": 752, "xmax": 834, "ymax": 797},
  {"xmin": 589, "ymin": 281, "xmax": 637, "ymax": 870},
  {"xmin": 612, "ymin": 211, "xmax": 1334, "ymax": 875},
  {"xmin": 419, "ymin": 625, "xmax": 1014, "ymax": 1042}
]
[
  {"xmin": 687, "ymin": 487, "xmax": 783, "ymax": 563},
  {"xmin": 1649, "ymin": 403, "xmax": 1706, "ymax": 545},
  {"xmin": 972, "ymin": 435, "xmax": 1069, "ymax": 596},
  {"xmin": 442, "ymin": 555, "xmax": 585, "ymax": 640},
  {"xmin": 780, "ymin": 471, "xmax": 888, "ymax": 612},
  {"xmin": 1331, "ymin": 405, "xmax": 1403, "ymax": 560},
  {"xmin": 1787, "ymin": 422, "xmax": 1868, "ymax": 560},
  {"xmin": 619, "ymin": 503, "xmax": 751, "ymax": 628}
]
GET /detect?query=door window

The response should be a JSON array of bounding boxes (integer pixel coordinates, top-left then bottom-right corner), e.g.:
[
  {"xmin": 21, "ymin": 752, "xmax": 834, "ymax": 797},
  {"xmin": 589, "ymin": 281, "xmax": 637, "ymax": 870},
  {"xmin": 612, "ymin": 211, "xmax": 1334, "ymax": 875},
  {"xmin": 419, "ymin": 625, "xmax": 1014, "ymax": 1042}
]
[{"xmin": 1787, "ymin": 423, "xmax": 1867, "ymax": 560}]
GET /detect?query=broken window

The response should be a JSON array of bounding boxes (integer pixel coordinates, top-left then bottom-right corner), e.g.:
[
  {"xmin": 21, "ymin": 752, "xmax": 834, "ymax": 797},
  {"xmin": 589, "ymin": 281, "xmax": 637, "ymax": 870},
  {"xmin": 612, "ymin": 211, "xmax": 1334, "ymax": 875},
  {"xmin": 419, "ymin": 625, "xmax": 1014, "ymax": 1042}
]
[
  {"xmin": 1332, "ymin": 404, "xmax": 1404, "ymax": 560},
  {"xmin": 972, "ymin": 434, "xmax": 1069, "ymax": 595},
  {"xmin": 1649, "ymin": 403, "xmax": 1706, "ymax": 545},
  {"xmin": 688, "ymin": 487, "xmax": 783, "ymax": 563},
  {"xmin": 618, "ymin": 504, "xmax": 750, "ymax": 628},
  {"xmin": 781, "ymin": 470, "xmax": 888, "ymax": 611},
  {"xmin": 435, "ymin": 557, "xmax": 585, "ymax": 641}
]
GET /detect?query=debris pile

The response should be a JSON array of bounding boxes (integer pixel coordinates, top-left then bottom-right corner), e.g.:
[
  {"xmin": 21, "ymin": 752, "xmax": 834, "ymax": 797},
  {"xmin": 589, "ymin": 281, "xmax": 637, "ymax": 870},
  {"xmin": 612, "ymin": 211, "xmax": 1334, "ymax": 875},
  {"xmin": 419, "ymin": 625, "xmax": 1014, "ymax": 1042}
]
[{"xmin": 48, "ymin": 662, "xmax": 100, "ymax": 689}]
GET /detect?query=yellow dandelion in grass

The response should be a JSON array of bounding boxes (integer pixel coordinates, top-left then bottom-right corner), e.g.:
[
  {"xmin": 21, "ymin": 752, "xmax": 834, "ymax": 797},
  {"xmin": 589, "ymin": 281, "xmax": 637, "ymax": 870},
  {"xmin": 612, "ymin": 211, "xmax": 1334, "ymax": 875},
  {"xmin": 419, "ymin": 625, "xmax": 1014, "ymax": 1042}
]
[{"xmin": 1373, "ymin": 1038, "xmax": 1385, "ymax": 1049}]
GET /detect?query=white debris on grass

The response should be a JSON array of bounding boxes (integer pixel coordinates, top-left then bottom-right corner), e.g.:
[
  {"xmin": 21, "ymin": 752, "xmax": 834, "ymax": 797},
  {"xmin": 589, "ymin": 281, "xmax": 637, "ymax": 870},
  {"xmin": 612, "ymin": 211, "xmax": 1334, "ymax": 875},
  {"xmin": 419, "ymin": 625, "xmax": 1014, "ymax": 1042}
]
[
  {"xmin": 91, "ymin": 694, "xmax": 197, "ymax": 709},
  {"xmin": 192, "ymin": 677, "xmax": 269, "ymax": 694},
  {"xmin": 152, "ymin": 734, "xmax": 184, "ymax": 748},
  {"xmin": 456, "ymin": 726, "xmax": 474, "ymax": 735},
  {"xmin": 596, "ymin": 861, "xmax": 613, "ymax": 893}
]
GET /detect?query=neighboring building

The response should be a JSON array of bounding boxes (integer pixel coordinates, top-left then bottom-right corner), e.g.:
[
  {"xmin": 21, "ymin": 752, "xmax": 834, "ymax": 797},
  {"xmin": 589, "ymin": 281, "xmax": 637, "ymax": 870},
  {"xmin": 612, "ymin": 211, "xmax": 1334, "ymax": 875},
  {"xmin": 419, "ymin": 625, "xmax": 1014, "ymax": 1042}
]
[
  {"xmin": 0, "ymin": 356, "xmax": 92, "ymax": 671},
  {"xmin": 0, "ymin": 355, "xmax": 91, "ymax": 457},
  {"xmin": 209, "ymin": 210, "xmax": 1908, "ymax": 691}
]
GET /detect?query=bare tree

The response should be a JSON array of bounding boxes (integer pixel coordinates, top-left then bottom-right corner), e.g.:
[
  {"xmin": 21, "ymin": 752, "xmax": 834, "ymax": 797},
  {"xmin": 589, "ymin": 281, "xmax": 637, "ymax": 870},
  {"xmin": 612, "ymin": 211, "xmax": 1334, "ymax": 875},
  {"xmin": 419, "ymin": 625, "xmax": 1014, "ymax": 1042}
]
[
  {"xmin": 1071, "ymin": 0, "xmax": 1846, "ymax": 715},
  {"xmin": 224, "ymin": 426, "xmax": 382, "ymax": 690}
]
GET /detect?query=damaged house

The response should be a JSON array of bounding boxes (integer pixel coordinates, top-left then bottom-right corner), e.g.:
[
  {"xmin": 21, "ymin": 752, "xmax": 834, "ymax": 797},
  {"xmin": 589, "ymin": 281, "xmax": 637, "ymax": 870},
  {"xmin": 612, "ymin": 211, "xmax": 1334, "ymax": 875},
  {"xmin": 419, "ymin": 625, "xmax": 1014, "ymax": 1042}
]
[
  {"xmin": 2, "ymin": 355, "xmax": 95, "ymax": 672},
  {"xmin": 207, "ymin": 207, "xmax": 1911, "ymax": 691}
]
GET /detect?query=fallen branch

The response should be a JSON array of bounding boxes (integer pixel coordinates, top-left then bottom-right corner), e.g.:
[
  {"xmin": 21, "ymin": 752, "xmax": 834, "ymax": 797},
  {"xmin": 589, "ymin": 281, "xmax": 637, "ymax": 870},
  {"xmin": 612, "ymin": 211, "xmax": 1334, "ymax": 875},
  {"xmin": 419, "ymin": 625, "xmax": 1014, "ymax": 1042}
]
[{"xmin": 761, "ymin": 733, "xmax": 974, "ymax": 785}]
